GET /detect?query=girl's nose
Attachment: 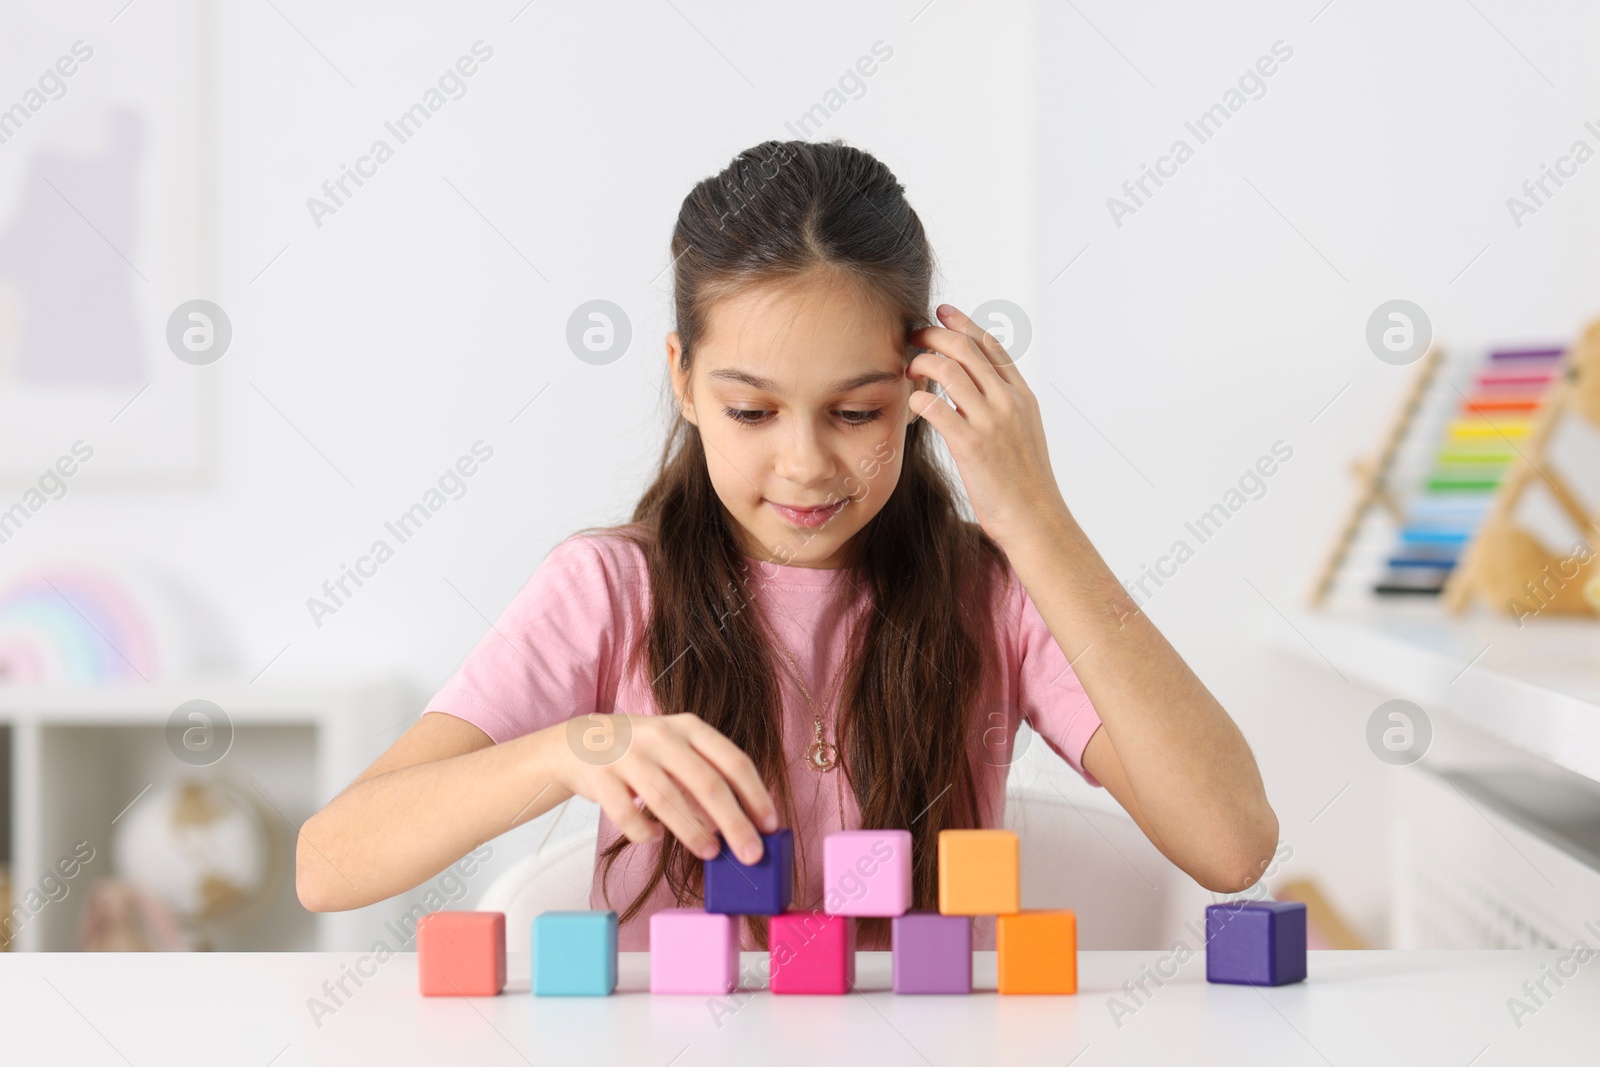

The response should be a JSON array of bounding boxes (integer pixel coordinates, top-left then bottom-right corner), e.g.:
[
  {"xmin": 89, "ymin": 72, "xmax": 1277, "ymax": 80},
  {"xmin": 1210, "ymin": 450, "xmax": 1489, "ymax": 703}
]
[{"xmin": 772, "ymin": 420, "xmax": 835, "ymax": 485}]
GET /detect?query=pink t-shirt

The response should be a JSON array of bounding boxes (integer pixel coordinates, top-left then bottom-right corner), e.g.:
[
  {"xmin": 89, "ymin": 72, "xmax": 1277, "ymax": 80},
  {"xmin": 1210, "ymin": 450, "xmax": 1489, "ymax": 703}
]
[{"xmin": 425, "ymin": 528, "xmax": 1103, "ymax": 951}]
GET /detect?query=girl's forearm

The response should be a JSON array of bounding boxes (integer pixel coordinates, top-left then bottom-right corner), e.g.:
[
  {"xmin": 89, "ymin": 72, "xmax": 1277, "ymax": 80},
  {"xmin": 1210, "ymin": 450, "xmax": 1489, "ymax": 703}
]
[
  {"xmin": 1002, "ymin": 506, "xmax": 1278, "ymax": 886},
  {"xmin": 296, "ymin": 725, "xmax": 573, "ymax": 913}
]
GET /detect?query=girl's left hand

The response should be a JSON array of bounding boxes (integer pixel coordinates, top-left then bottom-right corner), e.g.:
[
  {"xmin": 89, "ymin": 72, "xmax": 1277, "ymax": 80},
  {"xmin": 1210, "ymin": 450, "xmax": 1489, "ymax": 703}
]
[{"xmin": 906, "ymin": 304, "xmax": 1069, "ymax": 549}]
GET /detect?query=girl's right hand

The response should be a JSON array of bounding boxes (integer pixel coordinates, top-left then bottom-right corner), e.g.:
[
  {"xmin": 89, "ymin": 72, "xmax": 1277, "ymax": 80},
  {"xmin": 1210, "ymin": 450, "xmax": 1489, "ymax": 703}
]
[{"xmin": 546, "ymin": 712, "xmax": 780, "ymax": 865}]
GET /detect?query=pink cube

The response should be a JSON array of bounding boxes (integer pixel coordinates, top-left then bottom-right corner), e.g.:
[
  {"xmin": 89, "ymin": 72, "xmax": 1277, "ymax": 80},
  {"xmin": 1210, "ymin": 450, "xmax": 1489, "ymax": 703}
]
[
  {"xmin": 649, "ymin": 909, "xmax": 740, "ymax": 994},
  {"xmin": 769, "ymin": 910, "xmax": 856, "ymax": 994},
  {"xmin": 822, "ymin": 830, "xmax": 911, "ymax": 916}
]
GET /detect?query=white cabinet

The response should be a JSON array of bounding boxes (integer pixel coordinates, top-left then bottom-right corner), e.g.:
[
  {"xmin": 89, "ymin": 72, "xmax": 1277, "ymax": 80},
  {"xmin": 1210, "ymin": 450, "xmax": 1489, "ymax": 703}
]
[
  {"xmin": 1283, "ymin": 607, "xmax": 1600, "ymax": 948},
  {"xmin": 1, "ymin": 678, "xmax": 420, "ymax": 951},
  {"xmin": 1393, "ymin": 767, "xmax": 1600, "ymax": 948}
]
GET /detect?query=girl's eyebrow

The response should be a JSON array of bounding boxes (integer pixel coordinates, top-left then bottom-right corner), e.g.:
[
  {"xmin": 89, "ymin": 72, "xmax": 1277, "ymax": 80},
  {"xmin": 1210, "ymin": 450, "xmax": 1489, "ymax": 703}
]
[{"xmin": 706, "ymin": 368, "xmax": 901, "ymax": 393}]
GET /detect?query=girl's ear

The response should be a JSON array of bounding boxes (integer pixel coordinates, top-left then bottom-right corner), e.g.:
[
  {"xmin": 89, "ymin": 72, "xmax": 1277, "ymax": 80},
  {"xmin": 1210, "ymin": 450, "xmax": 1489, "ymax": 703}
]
[{"xmin": 665, "ymin": 331, "xmax": 698, "ymax": 426}]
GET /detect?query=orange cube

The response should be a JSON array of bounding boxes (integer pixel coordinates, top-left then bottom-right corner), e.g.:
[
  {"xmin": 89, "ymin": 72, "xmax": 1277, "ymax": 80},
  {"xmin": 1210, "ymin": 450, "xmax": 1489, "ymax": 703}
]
[
  {"xmin": 417, "ymin": 911, "xmax": 506, "ymax": 996},
  {"xmin": 997, "ymin": 909, "xmax": 1077, "ymax": 994},
  {"xmin": 937, "ymin": 829, "xmax": 1019, "ymax": 915}
]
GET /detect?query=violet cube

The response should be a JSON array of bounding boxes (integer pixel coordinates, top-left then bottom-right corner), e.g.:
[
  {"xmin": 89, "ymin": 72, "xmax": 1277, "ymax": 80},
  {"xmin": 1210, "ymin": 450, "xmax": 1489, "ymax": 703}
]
[
  {"xmin": 892, "ymin": 912, "xmax": 972, "ymax": 994},
  {"xmin": 705, "ymin": 829, "xmax": 793, "ymax": 916},
  {"xmin": 1205, "ymin": 900, "xmax": 1307, "ymax": 986}
]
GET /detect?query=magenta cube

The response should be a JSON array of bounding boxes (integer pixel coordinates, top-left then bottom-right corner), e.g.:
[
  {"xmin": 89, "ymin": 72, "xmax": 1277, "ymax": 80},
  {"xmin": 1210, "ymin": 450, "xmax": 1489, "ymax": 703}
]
[
  {"xmin": 769, "ymin": 910, "xmax": 856, "ymax": 994},
  {"xmin": 892, "ymin": 912, "xmax": 972, "ymax": 994},
  {"xmin": 823, "ymin": 829, "xmax": 912, "ymax": 916},
  {"xmin": 649, "ymin": 909, "xmax": 740, "ymax": 994}
]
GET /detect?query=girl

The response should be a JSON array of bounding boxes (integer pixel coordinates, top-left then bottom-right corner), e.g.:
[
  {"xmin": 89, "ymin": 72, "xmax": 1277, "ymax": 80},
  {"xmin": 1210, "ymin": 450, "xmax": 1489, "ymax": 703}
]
[{"xmin": 297, "ymin": 140, "xmax": 1278, "ymax": 954}]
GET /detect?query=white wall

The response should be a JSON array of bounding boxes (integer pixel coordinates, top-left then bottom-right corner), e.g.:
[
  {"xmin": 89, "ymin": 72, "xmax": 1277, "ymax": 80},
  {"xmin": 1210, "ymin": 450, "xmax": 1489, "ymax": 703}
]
[
  {"xmin": 1032, "ymin": 0, "xmax": 1600, "ymax": 944},
  {"xmin": 7, "ymin": 0, "xmax": 1598, "ymax": 946}
]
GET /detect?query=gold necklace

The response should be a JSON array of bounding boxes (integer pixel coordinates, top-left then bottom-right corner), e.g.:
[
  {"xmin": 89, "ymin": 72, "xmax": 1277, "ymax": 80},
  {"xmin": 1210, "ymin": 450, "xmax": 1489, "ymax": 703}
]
[{"xmin": 764, "ymin": 617, "xmax": 853, "ymax": 773}]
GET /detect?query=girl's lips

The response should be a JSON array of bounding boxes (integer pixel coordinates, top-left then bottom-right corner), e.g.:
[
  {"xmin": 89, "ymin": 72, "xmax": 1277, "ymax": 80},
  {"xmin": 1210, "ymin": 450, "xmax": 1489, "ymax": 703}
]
[{"xmin": 767, "ymin": 499, "xmax": 846, "ymax": 528}]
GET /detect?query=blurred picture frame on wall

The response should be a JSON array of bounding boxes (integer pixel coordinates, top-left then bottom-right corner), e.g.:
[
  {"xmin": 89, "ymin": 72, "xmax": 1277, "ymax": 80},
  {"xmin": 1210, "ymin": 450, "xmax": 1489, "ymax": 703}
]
[{"xmin": 0, "ymin": 1, "xmax": 217, "ymax": 489}]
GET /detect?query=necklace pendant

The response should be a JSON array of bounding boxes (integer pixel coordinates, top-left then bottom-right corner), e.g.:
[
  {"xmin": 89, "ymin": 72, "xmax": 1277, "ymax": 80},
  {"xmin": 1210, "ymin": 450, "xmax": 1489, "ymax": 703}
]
[{"xmin": 806, "ymin": 739, "xmax": 838, "ymax": 772}]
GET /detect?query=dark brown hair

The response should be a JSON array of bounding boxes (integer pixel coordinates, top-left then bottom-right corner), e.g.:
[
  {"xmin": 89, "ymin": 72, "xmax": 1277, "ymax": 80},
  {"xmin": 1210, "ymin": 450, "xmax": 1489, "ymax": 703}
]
[{"xmin": 578, "ymin": 139, "xmax": 1008, "ymax": 951}]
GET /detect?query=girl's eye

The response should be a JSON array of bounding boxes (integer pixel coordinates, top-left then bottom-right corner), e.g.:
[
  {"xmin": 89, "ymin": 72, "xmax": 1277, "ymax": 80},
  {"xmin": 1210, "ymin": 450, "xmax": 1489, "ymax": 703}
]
[{"xmin": 720, "ymin": 407, "xmax": 883, "ymax": 427}]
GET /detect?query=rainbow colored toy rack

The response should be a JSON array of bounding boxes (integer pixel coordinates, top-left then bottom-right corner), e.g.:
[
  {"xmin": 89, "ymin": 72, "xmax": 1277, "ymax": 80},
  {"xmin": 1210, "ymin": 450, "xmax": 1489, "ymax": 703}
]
[
  {"xmin": 1308, "ymin": 338, "xmax": 1569, "ymax": 609},
  {"xmin": 1372, "ymin": 346, "xmax": 1563, "ymax": 598}
]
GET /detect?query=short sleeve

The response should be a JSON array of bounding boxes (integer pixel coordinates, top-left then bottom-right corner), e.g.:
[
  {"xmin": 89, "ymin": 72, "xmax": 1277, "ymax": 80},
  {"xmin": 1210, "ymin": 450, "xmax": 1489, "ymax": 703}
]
[
  {"xmin": 424, "ymin": 535, "xmax": 627, "ymax": 744},
  {"xmin": 1011, "ymin": 571, "xmax": 1104, "ymax": 788}
]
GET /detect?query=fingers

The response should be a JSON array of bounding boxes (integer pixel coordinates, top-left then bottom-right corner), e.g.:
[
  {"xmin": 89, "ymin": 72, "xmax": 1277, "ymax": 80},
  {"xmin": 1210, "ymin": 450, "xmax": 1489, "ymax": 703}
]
[
  {"xmin": 909, "ymin": 332, "xmax": 991, "ymax": 398},
  {"xmin": 931, "ymin": 304, "xmax": 1025, "ymax": 385},
  {"xmin": 593, "ymin": 776, "xmax": 662, "ymax": 847},
  {"xmin": 664, "ymin": 734, "xmax": 768, "ymax": 865},
  {"xmin": 679, "ymin": 718, "xmax": 781, "ymax": 836},
  {"xmin": 581, "ymin": 715, "xmax": 781, "ymax": 867},
  {"xmin": 908, "ymin": 386, "xmax": 966, "ymax": 441},
  {"xmin": 628, "ymin": 766, "xmax": 721, "ymax": 860},
  {"xmin": 910, "ymin": 313, "xmax": 1022, "ymax": 395},
  {"xmin": 907, "ymin": 350, "xmax": 982, "ymax": 417}
]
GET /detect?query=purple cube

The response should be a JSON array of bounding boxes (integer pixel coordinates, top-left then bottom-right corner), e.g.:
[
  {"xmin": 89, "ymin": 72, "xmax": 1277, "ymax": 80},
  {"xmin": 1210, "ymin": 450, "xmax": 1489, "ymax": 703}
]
[
  {"xmin": 892, "ymin": 912, "xmax": 972, "ymax": 994},
  {"xmin": 704, "ymin": 829, "xmax": 793, "ymax": 916},
  {"xmin": 1205, "ymin": 900, "xmax": 1307, "ymax": 986}
]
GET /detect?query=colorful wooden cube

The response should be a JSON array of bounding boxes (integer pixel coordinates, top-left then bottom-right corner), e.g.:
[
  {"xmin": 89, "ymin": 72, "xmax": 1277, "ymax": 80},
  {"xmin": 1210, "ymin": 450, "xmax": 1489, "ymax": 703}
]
[
  {"xmin": 937, "ymin": 829, "xmax": 1019, "ymax": 915},
  {"xmin": 416, "ymin": 910, "xmax": 506, "ymax": 996},
  {"xmin": 769, "ymin": 910, "xmax": 855, "ymax": 994},
  {"xmin": 891, "ymin": 912, "xmax": 971, "ymax": 994},
  {"xmin": 705, "ymin": 828, "xmax": 793, "ymax": 916},
  {"xmin": 649, "ymin": 909, "xmax": 740, "ymax": 994},
  {"xmin": 997, "ymin": 909, "xmax": 1077, "ymax": 994},
  {"xmin": 823, "ymin": 829, "xmax": 912, "ymax": 916},
  {"xmin": 1205, "ymin": 900, "xmax": 1307, "ymax": 986},
  {"xmin": 532, "ymin": 910, "xmax": 618, "ymax": 995}
]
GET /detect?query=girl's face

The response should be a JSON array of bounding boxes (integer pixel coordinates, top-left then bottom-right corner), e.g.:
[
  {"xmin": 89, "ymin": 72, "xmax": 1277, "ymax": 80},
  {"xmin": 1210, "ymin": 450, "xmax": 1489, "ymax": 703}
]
[{"xmin": 667, "ymin": 274, "xmax": 919, "ymax": 569}]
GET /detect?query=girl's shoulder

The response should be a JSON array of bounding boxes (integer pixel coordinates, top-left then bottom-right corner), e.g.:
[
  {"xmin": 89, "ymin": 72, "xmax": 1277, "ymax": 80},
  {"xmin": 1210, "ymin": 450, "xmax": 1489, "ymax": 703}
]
[
  {"xmin": 547, "ymin": 523, "xmax": 651, "ymax": 573},
  {"xmin": 491, "ymin": 524, "xmax": 653, "ymax": 635},
  {"xmin": 540, "ymin": 523, "xmax": 653, "ymax": 598}
]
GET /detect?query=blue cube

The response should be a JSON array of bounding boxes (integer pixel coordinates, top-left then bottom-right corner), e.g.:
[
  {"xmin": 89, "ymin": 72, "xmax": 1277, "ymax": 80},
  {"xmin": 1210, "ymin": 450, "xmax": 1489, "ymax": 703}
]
[
  {"xmin": 704, "ymin": 829, "xmax": 793, "ymax": 915},
  {"xmin": 532, "ymin": 910, "xmax": 617, "ymax": 995},
  {"xmin": 1205, "ymin": 900, "xmax": 1307, "ymax": 986}
]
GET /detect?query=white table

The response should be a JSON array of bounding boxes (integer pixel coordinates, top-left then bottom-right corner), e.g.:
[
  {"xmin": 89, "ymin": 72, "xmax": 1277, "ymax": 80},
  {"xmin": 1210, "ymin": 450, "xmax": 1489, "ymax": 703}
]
[{"xmin": 3, "ymin": 949, "xmax": 1595, "ymax": 1065}]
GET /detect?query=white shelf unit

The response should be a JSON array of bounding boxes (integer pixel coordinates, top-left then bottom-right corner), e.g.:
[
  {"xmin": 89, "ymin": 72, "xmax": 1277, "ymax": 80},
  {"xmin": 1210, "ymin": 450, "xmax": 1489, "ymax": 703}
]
[
  {"xmin": 1284, "ymin": 605, "xmax": 1600, "ymax": 783},
  {"xmin": 1, "ymin": 678, "xmax": 421, "ymax": 952},
  {"xmin": 1278, "ymin": 605, "xmax": 1600, "ymax": 947}
]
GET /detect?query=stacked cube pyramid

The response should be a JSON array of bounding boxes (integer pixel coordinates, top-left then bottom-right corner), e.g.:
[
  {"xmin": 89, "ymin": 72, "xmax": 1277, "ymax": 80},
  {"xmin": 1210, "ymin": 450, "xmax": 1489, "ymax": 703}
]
[{"xmin": 416, "ymin": 826, "xmax": 1307, "ymax": 996}]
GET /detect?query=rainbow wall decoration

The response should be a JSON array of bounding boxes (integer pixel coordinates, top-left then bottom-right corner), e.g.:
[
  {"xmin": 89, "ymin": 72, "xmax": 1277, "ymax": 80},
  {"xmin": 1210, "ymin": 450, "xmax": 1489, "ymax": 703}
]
[
  {"xmin": 1374, "ymin": 346, "xmax": 1564, "ymax": 596},
  {"xmin": 0, "ymin": 563, "xmax": 159, "ymax": 683}
]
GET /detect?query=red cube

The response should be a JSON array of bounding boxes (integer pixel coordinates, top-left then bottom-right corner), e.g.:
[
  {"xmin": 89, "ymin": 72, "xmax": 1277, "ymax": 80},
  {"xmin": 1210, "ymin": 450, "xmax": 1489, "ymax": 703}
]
[{"xmin": 417, "ymin": 911, "xmax": 506, "ymax": 996}]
